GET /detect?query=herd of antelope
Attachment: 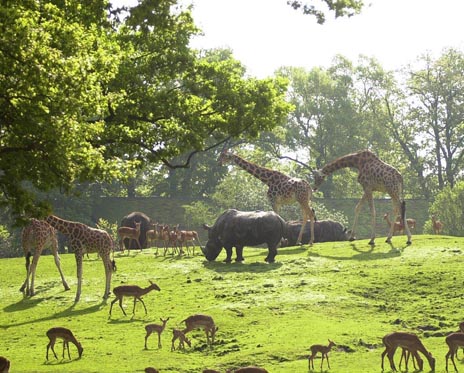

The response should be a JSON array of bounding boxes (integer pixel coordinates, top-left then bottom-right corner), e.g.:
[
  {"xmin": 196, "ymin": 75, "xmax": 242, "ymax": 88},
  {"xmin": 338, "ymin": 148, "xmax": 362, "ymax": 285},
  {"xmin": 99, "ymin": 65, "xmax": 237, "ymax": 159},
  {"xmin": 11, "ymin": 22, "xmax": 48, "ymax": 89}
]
[{"xmin": 118, "ymin": 220, "xmax": 201, "ymax": 257}]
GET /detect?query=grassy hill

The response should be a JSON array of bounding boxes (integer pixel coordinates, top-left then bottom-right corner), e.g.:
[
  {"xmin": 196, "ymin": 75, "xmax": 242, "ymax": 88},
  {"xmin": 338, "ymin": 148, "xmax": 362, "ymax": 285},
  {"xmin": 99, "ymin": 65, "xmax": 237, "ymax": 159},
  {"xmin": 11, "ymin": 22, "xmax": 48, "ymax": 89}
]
[{"xmin": 0, "ymin": 234, "xmax": 462, "ymax": 372}]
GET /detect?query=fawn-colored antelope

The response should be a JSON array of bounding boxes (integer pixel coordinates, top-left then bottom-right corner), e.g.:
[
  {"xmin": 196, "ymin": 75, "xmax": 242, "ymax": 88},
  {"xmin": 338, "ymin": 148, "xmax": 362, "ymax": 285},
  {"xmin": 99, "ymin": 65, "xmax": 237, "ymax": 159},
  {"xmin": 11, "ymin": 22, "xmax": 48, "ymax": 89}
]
[
  {"xmin": 46, "ymin": 327, "xmax": 83, "ymax": 360},
  {"xmin": 109, "ymin": 281, "xmax": 160, "ymax": 317},
  {"xmin": 181, "ymin": 314, "xmax": 218, "ymax": 346},
  {"xmin": 446, "ymin": 332, "xmax": 464, "ymax": 372},
  {"xmin": 168, "ymin": 225, "xmax": 180, "ymax": 255},
  {"xmin": 176, "ymin": 229, "xmax": 201, "ymax": 256},
  {"xmin": 144, "ymin": 317, "xmax": 170, "ymax": 349},
  {"xmin": 381, "ymin": 332, "xmax": 435, "ymax": 372},
  {"xmin": 146, "ymin": 222, "xmax": 159, "ymax": 248},
  {"xmin": 432, "ymin": 214, "xmax": 444, "ymax": 234},
  {"xmin": 0, "ymin": 356, "xmax": 10, "ymax": 373},
  {"xmin": 399, "ymin": 347, "xmax": 423, "ymax": 371},
  {"xmin": 383, "ymin": 213, "xmax": 404, "ymax": 235},
  {"xmin": 308, "ymin": 339, "xmax": 336, "ymax": 370},
  {"xmin": 171, "ymin": 328, "xmax": 191, "ymax": 351},
  {"xmin": 118, "ymin": 220, "xmax": 142, "ymax": 252}
]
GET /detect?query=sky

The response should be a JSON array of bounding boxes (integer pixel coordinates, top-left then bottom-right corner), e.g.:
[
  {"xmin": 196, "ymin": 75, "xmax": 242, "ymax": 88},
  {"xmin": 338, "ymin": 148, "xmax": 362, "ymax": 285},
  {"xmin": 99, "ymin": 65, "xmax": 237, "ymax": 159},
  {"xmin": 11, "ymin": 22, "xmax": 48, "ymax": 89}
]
[{"xmin": 183, "ymin": 0, "xmax": 464, "ymax": 78}]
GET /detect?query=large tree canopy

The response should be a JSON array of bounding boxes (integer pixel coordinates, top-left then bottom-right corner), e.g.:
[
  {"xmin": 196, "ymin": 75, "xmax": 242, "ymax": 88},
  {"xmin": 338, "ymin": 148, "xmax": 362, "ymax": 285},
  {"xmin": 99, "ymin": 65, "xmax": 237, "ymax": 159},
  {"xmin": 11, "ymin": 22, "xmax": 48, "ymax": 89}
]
[{"xmin": 0, "ymin": 0, "xmax": 291, "ymax": 220}]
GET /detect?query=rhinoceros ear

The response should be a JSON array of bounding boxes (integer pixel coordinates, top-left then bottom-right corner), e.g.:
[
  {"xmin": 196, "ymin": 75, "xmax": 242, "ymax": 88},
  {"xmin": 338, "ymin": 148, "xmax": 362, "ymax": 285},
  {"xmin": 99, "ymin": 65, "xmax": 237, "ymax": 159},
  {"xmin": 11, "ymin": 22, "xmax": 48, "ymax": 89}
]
[{"xmin": 202, "ymin": 223, "xmax": 211, "ymax": 231}]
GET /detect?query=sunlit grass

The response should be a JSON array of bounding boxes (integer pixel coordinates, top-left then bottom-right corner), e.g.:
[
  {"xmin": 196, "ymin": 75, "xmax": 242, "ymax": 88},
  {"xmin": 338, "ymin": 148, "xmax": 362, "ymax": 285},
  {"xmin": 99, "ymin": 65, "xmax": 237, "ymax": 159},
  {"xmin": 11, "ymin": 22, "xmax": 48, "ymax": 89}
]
[{"xmin": 0, "ymin": 235, "xmax": 462, "ymax": 372}]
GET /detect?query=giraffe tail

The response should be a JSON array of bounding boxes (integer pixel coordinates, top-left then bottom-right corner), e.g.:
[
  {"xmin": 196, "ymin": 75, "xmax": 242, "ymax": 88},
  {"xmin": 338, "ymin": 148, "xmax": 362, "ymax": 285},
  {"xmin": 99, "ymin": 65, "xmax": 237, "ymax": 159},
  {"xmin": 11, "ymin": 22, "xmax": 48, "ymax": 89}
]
[
  {"xmin": 400, "ymin": 200, "xmax": 406, "ymax": 226},
  {"xmin": 25, "ymin": 251, "xmax": 32, "ymax": 269}
]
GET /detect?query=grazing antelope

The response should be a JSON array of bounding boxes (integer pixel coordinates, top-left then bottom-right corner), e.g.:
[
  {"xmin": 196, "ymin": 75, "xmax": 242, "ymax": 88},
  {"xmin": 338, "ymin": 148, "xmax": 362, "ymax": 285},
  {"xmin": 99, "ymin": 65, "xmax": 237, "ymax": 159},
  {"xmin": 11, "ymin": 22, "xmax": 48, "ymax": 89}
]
[
  {"xmin": 383, "ymin": 212, "xmax": 404, "ymax": 235},
  {"xmin": 118, "ymin": 220, "xmax": 142, "ymax": 252},
  {"xmin": 145, "ymin": 368, "xmax": 159, "ymax": 373},
  {"xmin": 177, "ymin": 229, "xmax": 201, "ymax": 256},
  {"xmin": 46, "ymin": 327, "xmax": 83, "ymax": 360},
  {"xmin": 144, "ymin": 317, "xmax": 170, "ymax": 349},
  {"xmin": 399, "ymin": 347, "xmax": 422, "ymax": 371},
  {"xmin": 381, "ymin": 332, "xmax": 435, "ymax": 372},
  {"xmin": 0, "ymin": 356, "xmax": 10, "ymax": 373},
  {"xmin": 181, "ymin": 314, "xmax": 218, "ymax": 346},
  {"xmin": 432, "ymin": 214, "xmax": 444, "ymax": 235},
  {"xmin": 171, "ymin": 329, "xmax": 191, "ymax": 351},
  {"xmin": 308, "ymin": 339, "xmax": 336, "ymax": 370},
  {"xmin": 446, "ymin": 333, "xmax": 464, "ymax": 372},
  {"xmin": 109, "ymin": 281, "xmax": 160, "ymax": 317}
]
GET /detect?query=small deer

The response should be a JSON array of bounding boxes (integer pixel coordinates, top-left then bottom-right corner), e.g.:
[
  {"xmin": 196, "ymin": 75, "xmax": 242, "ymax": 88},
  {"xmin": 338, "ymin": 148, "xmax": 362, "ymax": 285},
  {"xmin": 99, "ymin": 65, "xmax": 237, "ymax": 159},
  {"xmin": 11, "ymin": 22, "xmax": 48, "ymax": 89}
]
[
  {"xmin": 168, "ymin": 224, "xmax": 180, "ymax": 255},
  {"xmin": 446, "ymin": 332, "xmax": 464, "ymax": 372},
  {"xmin": 171, "ymin": 328, "xmax": 191, "ymax": 351},
  {"xmin": 383, "ymin": 213, "xmax": 404, "ymax": 235},
  {"xmin": 308, "ymin": 339, "xmax": 336, "ymax": 370},
  {"xmin": 381, "ymin": 332, "xmax": 435, "ymax": 372},
  {"xmin": 145, "ymin": 317, "xmax": 170, "ymax": 349},
  {"xmin": 399, "ymin": 347, "xmax": 423, "ymax": 371},
  {"xmin": 46, "ymin": 327, "xmax": 83, "ymax": 361},
  {"xmin": 177, "ymin": 229, "xmax": 201, "ymax": 256},
  {"xmin": 144, "ymin": 368, "xmax": 159, "ymax": 373},
  {"xmin": 181, "ymin": 314, "xmax": 218, "ymax": 346},
  {"xmin": 432, "ymin": 214, "xmax": 444, "ymax": 234},
  {"xmin": 0, "ymin": 356, "xmax": 10, "ymax": 373},
  {"xmin": 146, "ymin": 223, "xmax": 159, "ymax": 248},
  {"xmin": 109, "ymin": 280, "xmax": 160, "ymax": 317},
  {"xmin": 118, "ymin": 220, "xmax": 142, "ymax": 252}
]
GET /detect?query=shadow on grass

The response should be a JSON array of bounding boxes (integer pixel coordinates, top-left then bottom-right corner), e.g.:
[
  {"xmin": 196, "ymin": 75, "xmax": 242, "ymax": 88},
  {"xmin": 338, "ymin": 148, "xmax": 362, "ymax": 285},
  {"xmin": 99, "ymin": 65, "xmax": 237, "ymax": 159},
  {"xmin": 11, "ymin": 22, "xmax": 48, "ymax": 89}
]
[
  {"xmin": 308, "ymin": 242, "xmax": 404, "ymax": 261},
  {"xmin": 1, "ymin": 300, "xmax": 107, "ymax": 329},
  {"xmin": 202, "ymin": 260, "xmax": 282, "ymax": 273}
]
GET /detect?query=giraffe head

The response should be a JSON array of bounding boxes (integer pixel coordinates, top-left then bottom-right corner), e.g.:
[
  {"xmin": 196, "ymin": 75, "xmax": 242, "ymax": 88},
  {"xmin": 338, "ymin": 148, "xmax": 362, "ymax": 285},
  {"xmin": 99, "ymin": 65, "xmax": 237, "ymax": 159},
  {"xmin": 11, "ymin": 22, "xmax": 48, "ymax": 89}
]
[
  {"xmin": 312, "ymin": 169, "xmax": 326, "ymax": 191},
  {"xmin": 217, "ymin": 149, "xmax": 233, "ymax": 165}
]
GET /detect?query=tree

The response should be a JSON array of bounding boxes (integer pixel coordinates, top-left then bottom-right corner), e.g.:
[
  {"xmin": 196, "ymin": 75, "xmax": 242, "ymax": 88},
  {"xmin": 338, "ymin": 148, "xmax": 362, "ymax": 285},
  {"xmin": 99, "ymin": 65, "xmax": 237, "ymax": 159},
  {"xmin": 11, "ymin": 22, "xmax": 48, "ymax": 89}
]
[
  {"xmin": 287, "ymin": 0, "xmax": 364, "ymax": 24},
  {"xmin": 0, "ymin": 0, "xmax": 291, "ymax": 220}
]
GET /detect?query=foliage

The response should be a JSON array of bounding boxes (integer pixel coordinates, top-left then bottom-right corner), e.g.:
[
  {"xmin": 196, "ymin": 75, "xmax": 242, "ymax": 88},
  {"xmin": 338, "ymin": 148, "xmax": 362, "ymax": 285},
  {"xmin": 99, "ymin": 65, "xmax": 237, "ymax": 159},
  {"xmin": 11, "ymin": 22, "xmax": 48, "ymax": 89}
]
[
  {"xmin": 0, "ymin": 1, "xmax": 292, "ymax": 220},
  {"xmin": 0, "ymin": 224, "xmax": 14, "ymax": 258},
  {"xmin": 287, "ymin": 0, "xmax": 364, "ymax": 24},
  {"xmin": 96, "ymin": 218, "xmax": 119, "ymax": 242},
  {"xmin": 1, "ymin": 235, "xmax": 462, "ymax": 372},
  {"xmin": 428, "ymin": 181, "xmax": 464, "ymax": 236}
]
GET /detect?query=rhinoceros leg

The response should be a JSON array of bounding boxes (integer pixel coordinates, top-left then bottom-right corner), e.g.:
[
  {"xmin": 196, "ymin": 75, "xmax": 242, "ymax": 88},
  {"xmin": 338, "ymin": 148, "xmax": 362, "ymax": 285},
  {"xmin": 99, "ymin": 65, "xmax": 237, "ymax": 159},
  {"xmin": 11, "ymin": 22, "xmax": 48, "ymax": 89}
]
[
  {"xmin": 265, "ymin": 246, "xmax": 277, "ymax": 263},
  {"xmin": 235, "ymin": 246, "xmax": 244, "ymax": 262},
  {"xmin": 224, "ymin": 246, "xmax": 233, "ymax": 263}
]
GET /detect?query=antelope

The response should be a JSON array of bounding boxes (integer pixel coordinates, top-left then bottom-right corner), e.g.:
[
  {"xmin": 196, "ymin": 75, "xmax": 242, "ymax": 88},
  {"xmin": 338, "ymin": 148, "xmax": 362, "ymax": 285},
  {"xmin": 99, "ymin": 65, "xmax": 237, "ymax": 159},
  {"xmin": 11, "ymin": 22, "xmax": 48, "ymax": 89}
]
[
  {"xmin": 117, "ymin": 220, "xmax": 142, "ymax": 253},
  {"xmin": 432, "ymin": 214, "xmax": 444, "ymax": 234},
  {"xmin": 168, "ymin": 224, "xmax": 180, "ymax": 255},
  {"xmin": 109, "ymin": 280, "xmax": 161, "ymax": 317},
  {"xmin": 46, "ymin": 327, "xmax": 83, "ymax": 361},
  {"xmin": 308, "ymin": 339, "xmax": 336, "ymax": 370},
  {"xmin": 176, "ymin": 229, "xmax": 201, "ymax": 256},
  {"xmin": 399, "ymin": 347, "xmax": 422, "ymax": 371},
  {"xmin": 181, "ymin": 314, "xmax": 218, "ymax": 346},
  {"xmin": 160, "ymin": 224, "xmax": 175, "ymax": 256},
  {"xmin": 381, "ymin": 332, "xmax": 435, "ymax": 372},
  {"xmin": 146, "ymin": 222, "xmax": 160, "ymax": 255},
  {"xmin": 171, "ymin": 328, "xmax": 191, "ymax": 351},
  {"xmin": 0, "ymin": 356, "xmax": 10, "ymax": 373},
  {"xmin": 383, "ymin": 213, "xmax": 404, "ymax": 235},
  {"xmin": 144, "ymin": 317, "xmax": 170, "ymax": 349},
  {"xmin": 145, "ymin": 368, "xmax": 159, "ymax": 373},
  {"xmin": 446, "ymin": 333, "xmax": 464, "ymax": 372}
]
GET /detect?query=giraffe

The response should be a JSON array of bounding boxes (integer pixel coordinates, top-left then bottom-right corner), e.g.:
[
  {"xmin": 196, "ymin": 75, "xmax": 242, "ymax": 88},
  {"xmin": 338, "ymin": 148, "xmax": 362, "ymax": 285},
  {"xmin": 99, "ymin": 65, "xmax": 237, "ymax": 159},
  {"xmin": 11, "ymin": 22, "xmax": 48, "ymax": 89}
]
[
  {"xmin": 218, "ymin": 150, "xmax": 315, "ymax": 245},
  {"xmin": 312, "ymin": 149, "xmax": 412, "ymax": 245},
  {"xmin": 44, "ymin": 215, "xmax": 115, "ymax": 302},
  {"xmin": 19, "ymin": 219, "xmax": 70, "ymax": 297}
]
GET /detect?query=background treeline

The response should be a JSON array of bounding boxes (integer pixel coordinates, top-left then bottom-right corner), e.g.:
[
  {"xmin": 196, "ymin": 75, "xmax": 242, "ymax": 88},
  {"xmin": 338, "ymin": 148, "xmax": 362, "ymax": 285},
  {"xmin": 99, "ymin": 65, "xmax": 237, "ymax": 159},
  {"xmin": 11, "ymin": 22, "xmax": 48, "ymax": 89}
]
[{"xmin": 1, "ymin": 1, "xmax": 464, "ymax": 257}]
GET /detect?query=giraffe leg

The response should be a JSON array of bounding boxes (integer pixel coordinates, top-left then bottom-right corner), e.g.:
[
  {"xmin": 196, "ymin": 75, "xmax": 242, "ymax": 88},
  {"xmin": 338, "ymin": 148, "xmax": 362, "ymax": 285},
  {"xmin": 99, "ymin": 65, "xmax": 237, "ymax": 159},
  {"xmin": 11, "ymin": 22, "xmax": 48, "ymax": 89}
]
[
  {"xmin": 102, "ymin": 252, "xmax": 112, "ymax": 299},
  {"xmin": 28, "ymin": 251, "xmax": 42, "ymax": 297},
  {"xmin": 351, "ymin": 193, "xmax": 369, "ymax": 242},
  {"xmin": 386, "ymin": 199, "xmax": 401, "ymax": 244},
  {"xmin": 52, "ymin": 247, "xmax": 70, "ymax": 291},
  {"xmin": 74, "ymin": 251, "xmax": 83, "ymax": 303},
  {"xmin": 20, "ymin": 251, "xmax": 32, "ymax": 293},
  {"xmin": 402, "ymin": 200, "xmax": 412, "ymax": 245},
  {"xmin": 366, "ymin": 194, "xmax": 376, "ymax": 245}
]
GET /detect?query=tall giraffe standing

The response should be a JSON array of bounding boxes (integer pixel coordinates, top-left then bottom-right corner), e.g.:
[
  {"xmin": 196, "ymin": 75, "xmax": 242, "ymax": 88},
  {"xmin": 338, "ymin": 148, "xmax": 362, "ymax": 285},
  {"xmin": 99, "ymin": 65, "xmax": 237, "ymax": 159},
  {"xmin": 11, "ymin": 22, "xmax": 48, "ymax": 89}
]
[
  {"xmin": 45, "ymin": 215, "xmax": 115, "ymax": 302},
  {"xmin": 19, "ymin": 219, "xmax": 70, "ymax": 296},
  {"xmin": 218, "ymin": 150, "xmax": 315, "ymax": 245},
  {"xmin": 312, "ymin": 150, "xmax": 412, "ymax": 245}
]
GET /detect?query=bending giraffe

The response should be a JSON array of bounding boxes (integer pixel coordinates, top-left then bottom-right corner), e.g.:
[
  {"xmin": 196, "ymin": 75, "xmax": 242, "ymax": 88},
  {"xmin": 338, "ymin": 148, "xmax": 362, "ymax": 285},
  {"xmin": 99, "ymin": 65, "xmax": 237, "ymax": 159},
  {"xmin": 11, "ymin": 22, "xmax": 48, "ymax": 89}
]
[
  {"xmin": 19, "ymin": 219, "xmax": 70, "ymax": 297},
  {"xmin": 218, "ymin": 150, "xmax": 315, "ymax": 245},
  {"xmin": 312, "ymin": 150, "xmax": 412, "ymax": 245},
  {"xmin": 45, "ymin": 215, "xmax": 115, "ymax": 302}
]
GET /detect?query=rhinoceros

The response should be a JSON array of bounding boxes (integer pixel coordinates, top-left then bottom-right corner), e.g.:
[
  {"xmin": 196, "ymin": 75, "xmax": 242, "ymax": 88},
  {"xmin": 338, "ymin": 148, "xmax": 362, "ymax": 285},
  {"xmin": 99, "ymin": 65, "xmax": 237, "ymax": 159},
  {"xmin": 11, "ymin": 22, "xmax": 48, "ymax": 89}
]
[{"xmin": 201, "ymin": 209, "xmax": 285, "ymax": 263}]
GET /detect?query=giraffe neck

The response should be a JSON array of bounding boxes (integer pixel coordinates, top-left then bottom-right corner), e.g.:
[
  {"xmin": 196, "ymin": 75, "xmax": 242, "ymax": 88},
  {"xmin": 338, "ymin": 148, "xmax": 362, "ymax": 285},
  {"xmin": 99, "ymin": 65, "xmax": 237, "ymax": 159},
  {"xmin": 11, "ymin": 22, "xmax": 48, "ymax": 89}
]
[
  {"xmin": 229, "ymin": 154, "xmax": 285, "ymax": 184},
  {"xmin": 45, "ymin": 215, "xmax": 78, "ymax": 236},
  {"xmin": 320, "ymin": 151, "xmax": 369, "ymax": 177}
]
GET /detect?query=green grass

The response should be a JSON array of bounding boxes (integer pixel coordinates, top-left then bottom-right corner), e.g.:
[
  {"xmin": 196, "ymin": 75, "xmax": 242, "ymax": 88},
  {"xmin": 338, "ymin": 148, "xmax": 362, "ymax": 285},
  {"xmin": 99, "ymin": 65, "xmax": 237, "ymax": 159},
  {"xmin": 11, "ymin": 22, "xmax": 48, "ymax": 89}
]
[{"xmin": 1, "ymin": 235, "xmax": 463, "ymax": 372}]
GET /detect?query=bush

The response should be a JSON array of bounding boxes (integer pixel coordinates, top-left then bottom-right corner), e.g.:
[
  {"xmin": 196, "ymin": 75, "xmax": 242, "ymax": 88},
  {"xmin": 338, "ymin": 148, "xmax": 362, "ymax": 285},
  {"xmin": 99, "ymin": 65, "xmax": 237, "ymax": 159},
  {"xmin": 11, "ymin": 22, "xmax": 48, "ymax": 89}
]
[{"xmin": 428, "ymin": 181, "xmax": 464, "ymax": 236}]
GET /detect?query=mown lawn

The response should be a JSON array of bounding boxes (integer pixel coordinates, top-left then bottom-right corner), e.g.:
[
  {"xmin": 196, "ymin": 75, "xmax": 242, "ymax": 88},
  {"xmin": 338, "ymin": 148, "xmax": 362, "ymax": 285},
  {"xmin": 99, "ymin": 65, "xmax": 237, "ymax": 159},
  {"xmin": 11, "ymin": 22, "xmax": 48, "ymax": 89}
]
[{"xmin": 0, "ymin": 234, "xmax": 463, "ymax": 372}]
